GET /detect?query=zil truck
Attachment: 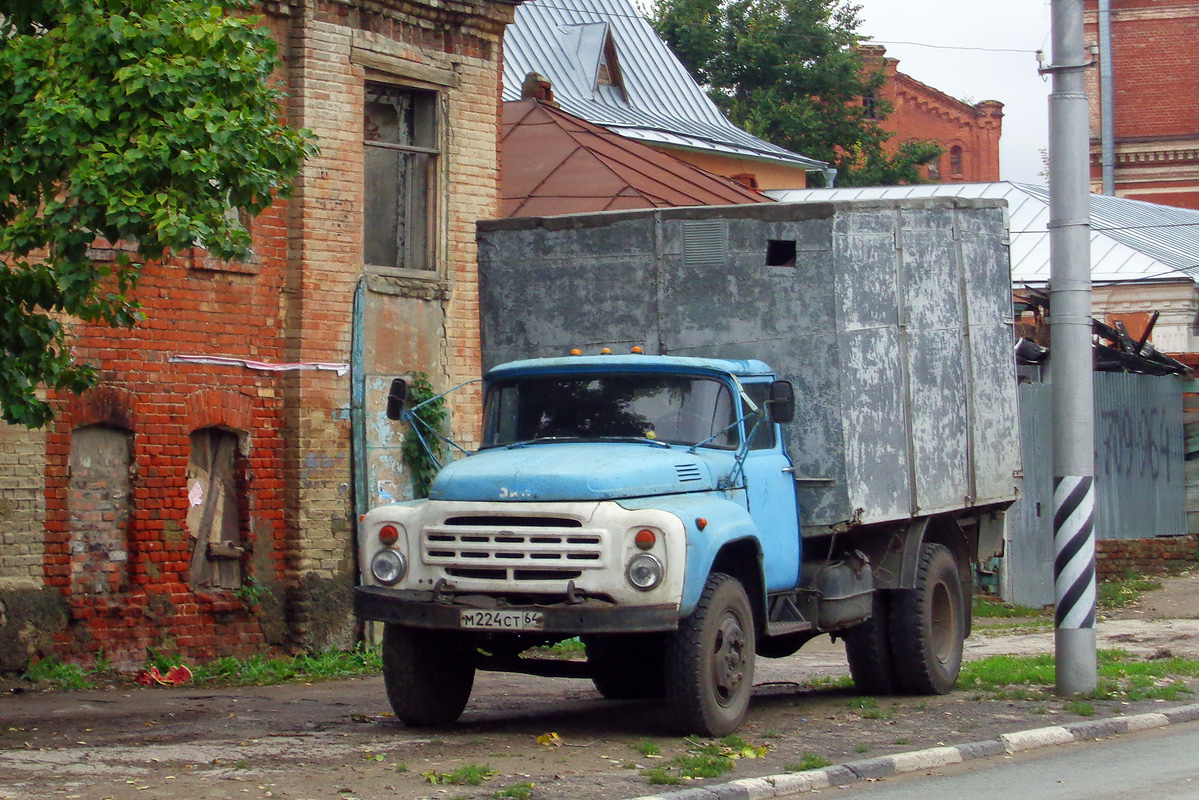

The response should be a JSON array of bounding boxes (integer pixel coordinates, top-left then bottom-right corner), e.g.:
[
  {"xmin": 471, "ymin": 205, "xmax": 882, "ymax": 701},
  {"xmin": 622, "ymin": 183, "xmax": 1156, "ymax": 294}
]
[{"xmin": 354, "ymin": 198, "xmax": 1020, "ymax": 736}]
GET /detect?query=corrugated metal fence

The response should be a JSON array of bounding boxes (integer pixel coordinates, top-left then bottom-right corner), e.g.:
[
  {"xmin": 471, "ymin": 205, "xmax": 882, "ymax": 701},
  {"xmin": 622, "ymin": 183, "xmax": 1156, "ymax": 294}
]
[{"xmin": 1003, "ymin": 372, "xmax": 1186, "ymax": 607}]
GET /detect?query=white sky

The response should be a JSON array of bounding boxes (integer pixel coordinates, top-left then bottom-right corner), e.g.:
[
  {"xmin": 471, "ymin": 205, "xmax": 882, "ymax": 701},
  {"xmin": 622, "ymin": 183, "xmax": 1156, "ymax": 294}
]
[{"xmin": 853, "ymin": 0, "xmax": 1054, "ymax": 184}]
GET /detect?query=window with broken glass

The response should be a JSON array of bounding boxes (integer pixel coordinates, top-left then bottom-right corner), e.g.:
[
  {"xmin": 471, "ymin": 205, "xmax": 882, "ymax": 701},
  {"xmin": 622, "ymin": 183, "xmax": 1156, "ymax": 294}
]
[{"xmin": 364, "ymin": 83, "xmax": 439, "ymax": 272}]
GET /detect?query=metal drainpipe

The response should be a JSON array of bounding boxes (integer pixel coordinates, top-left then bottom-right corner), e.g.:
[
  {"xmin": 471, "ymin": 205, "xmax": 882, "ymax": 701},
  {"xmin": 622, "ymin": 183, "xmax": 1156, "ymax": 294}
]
[
  {"xmin": 1099, "ymin": 0, "xmax": 1116, "ymax": 195},
  {"xmin": 350, "ymin": 279, "xmax": 368, "ymax": 546}
]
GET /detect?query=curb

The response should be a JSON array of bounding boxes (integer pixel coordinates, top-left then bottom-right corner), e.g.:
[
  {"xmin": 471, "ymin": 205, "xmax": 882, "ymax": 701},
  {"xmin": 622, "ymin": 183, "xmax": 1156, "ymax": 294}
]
[{"xmin": 627, "ymin": 702, "xmax": 1199, "ymax": 800}]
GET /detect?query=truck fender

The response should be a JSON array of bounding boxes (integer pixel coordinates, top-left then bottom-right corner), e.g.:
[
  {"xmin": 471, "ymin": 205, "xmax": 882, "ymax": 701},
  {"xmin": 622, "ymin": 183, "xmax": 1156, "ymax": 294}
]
[{"xmin": 681, "ymin": 516, "xmax": 763, "ymax": 623}]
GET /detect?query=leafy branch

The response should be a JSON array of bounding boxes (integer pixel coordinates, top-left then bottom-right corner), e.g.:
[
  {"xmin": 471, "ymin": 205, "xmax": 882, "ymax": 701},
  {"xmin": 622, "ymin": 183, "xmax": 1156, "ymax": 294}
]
[{"xmin": 401, "ymin": 372, "xmax": 447, "ymax": 499}]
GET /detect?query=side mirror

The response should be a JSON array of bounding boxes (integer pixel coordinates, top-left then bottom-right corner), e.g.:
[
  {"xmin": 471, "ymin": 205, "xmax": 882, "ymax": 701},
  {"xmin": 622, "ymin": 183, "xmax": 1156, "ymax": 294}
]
[
  {"xmin": 768, "ymin": 380, "xmax": 795, "ymax": 424},
  {"xmin": 385, "ymin": 378, "xmax": 408, "ymax": 421}
]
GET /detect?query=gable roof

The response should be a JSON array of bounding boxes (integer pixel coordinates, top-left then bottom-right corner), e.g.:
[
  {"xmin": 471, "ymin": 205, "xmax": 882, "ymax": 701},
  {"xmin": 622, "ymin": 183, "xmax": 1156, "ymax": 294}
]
[
  {"xmin": 502, "ymin": 0, "xmax": 827, "ymax": 172},
  {"xmin": 768, "ymin": 182, "xmax": 1199, "ymax": 286},
  {"xmin": 501, "ymin": 99, "xmax": 771, "ymax": 218}
]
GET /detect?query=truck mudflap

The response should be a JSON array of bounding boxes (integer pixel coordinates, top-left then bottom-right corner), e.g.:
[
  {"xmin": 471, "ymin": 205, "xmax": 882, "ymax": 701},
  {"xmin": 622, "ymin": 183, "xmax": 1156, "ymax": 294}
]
[{"xmin": 355, "ymin": 586, "xmax": 680, "ymax": 634}]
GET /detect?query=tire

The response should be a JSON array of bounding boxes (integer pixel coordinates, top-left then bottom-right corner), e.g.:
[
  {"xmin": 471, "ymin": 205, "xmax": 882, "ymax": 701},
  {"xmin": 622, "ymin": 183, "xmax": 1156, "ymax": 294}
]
[
  {"xmin": 842, "ymin": 589, "xmax": 898, "ymax": 695},
  {"xmin": 382, "ymin": 625, "xmax": 476, "ymax": 727},
  {"xmin": 585, "ymin": 634, "xmax": 666, "ymax": 700},
  {"xmin": 888, "ymin": 543, "xmax": 966, "ymax": 695},
  {"xmin": 665, "ymin": 573, "xmax": 756, "ymax": 736}
]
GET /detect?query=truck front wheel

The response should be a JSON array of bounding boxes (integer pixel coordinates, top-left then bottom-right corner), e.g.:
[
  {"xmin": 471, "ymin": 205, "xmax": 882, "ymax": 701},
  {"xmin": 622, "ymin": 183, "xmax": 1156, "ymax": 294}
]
[
  {"xmin": 665, "ymin": 573, "xmax": 756, "ymax": 736},
  {"xmin": 382, "ymin": 625, "xmax": 476, "ymax": 726},
  {"xmin": 888, "ymin": 543, "xmax": 965, "ymax": 695}
]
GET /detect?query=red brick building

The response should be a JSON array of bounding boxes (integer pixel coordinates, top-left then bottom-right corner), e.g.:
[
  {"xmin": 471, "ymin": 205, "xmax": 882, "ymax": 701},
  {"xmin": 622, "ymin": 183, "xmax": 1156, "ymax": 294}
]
[
  {"xmin": 860, "ymin": 45, "xmax": 1003, "ymax": 184},
  {"xmin": 1085, "ymin": 1, "xmax": 1199, "ymax": 209},
  {"xmin": 0, "ymin": 0, "xmax": 517, "ymax": 671}
]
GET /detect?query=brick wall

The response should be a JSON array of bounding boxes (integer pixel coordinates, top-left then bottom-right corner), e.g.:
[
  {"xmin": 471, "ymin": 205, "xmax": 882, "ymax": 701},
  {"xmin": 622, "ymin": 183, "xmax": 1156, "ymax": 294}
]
[
  {"xmin": 863, "ymin": 46, "xmax": 1003, "ymax": 183},
  {"xmin": 0, "ymin": 0, "xmax": 515, "ymax": 670},
  {"xmin": 0, "ymin": 423, "xmax": 45, "ymax": 590},
  {"xmin": 1085, "ymin": 1, "xmax": 1199, "ymax": 208},
  {"xmin": 1096, "ymin": 535, "xmax": 1199, "ymax": 580}
]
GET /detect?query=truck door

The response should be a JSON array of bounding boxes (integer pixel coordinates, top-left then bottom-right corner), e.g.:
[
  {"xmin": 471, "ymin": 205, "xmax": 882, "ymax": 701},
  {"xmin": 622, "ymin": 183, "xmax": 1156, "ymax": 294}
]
[{"xmin": 740, "ymin": 381, "xmax": 801, "ymax": 591}]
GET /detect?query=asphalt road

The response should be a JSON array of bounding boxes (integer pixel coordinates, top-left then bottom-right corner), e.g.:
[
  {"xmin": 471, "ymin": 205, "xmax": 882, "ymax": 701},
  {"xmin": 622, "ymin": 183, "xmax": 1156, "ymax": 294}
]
[{"xmin": 821, "ymin": 720, "xmax": 1199, "ymax": 800}]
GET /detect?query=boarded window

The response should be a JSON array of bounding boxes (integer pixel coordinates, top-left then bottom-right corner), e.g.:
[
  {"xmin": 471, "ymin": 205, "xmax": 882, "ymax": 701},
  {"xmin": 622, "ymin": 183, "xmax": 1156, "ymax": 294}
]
[
  {"xmin": 69, "ymin": 426, "xmax": 132, "ymax": 595},
  {"xmin": 186, "ymin": 428, "xmax": 245, "ymax": 590},
  {"xmin": 364, "ymin": 83, "xmax": 438, "ymax": 272}
]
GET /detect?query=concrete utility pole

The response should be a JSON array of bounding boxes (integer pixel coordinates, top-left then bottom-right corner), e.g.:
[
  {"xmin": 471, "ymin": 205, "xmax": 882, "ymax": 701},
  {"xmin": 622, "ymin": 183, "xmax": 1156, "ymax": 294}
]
[{"xmin": 1047, "ymin": 0, "xmax": 1098, "ymax": 694}]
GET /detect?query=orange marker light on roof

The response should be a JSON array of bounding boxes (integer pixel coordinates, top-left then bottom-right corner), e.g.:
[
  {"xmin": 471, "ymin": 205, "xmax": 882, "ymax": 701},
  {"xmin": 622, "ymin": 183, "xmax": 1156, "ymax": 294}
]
[
  {"xmin": 570, "ymin": 348, "xmax": 582, "ymax": 356},
  {"xmin": 631, "ymin": 346, "xmax": 643, "ymax": 354},
  {"xmin": 600, "ymin": 347, "xmax": 612, "ymax": 355}
]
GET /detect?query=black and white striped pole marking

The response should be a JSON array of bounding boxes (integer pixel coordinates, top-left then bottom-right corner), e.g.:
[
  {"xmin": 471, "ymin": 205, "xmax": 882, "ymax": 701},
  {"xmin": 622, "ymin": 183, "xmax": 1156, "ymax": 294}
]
[{"xmin": 1053, "ymin": 475, "xmax": 1096, "ymax": 630}]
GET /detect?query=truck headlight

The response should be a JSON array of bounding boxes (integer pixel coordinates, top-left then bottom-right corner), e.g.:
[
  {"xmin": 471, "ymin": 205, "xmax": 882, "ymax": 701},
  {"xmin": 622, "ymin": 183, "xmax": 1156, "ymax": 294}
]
[
  {"xmin": 371, "ymin": 549, "xmax": 407, "ymax": 585},
  {"xmin": 626, "ymin": 553, "xmax": 663, "ymax": 591}
]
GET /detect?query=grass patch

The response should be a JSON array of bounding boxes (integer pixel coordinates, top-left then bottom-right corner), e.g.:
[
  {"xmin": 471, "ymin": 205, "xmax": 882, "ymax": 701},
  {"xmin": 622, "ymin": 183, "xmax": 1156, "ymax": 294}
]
[
  {"xmin": 492, "ymin": 782, "xmax": 535, "ymax": 800},
  {"xmin": 639, "ymin": 735, "xmax": 767, "ymax": 785},
  {"xmin": 973, "ymin": 595, "xmax": 1049, "ymax": 618},
  {"xmin": 786, "ymin": 753, "xmax": 832, "ymax": 772},
  {"xmin": 630, "ymin": 738, "xmax": 660, "ymax": 757},
  {"xmin": 960, "ymin": 649, "xmax": 1199, "ymax": 701},
  {"xmin": 848, "ymin": 696, "xmax": 893, "ymax": 720},
  {"xmin": 191, "ymin": 645, "xmax": 381, "ymax": 686},
  {"xmin": 1097, "ymin": 571, "xmax": 1162, "ymax": 611},
  {"xmin": 525, "ymin": 637, "xmax": 586, "ymax": 660},
  {"xmin": 423, "ymin": 764, "xmax": 498, "ymax": 786},
  {"xmin": 23, "ymin": 657, "xmax": 96, "ymax": 690},
  {"xmin": 1065, "ymin": 700, "xmax": 1095, "ymax": 716}
]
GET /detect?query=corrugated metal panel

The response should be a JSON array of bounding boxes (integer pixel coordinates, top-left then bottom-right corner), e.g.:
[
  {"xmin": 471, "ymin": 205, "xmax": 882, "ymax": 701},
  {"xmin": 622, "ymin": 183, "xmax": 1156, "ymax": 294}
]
[
  {"xmin": 1004, "ymin": 373, "xmax": 1186, "ymax": 604},
  {"xmin": 1094, "ymin": 372, "xmax": 1187, "ymax": 539},
  {"xmin": 503, "ymin": 0, "xmax": 827, "ymax": 170},
  {"xmin": 768, "ymin": 183, "xmax": 1199, "ymax": 287},
  {"xmin": 1004, "ymin": 383, "xmax": 1054, "ymax": 607}
]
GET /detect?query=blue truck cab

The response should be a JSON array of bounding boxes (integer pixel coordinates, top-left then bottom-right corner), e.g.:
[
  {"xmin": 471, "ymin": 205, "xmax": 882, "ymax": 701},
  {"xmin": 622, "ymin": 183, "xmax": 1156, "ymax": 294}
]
[{"xmin": 355, "ymin": 354, "xmax": 882, "ymax": 736}]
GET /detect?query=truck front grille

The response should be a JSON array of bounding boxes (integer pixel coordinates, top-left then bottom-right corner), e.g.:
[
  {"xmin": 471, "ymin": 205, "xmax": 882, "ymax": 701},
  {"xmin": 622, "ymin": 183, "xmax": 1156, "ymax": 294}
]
[{"xmin": 422, "ymin": 518, "xmax": 606, "ymax": 581}]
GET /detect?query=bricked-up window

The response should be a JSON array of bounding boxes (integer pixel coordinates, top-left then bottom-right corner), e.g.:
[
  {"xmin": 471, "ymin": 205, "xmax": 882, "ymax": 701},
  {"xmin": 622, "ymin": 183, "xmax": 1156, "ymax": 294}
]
[
  {"xmin": 949, "ymin": 146, "xmax": 964, "ymax": 177},
  {"xmin": 364, "ymin": 83, "xmax": 438, "ymax": 271},
  {"xmin": 186, "ymin": 428, "xmax": 246, "ymax": 590},
  {"xmin": 69, "ymin": 426, "xmax": 133, "ymax": 596}
]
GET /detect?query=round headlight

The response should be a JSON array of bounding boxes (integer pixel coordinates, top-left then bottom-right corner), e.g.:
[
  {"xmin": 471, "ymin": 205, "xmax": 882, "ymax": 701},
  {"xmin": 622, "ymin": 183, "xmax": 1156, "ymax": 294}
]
[
  {"xmin": 626, "ymin": 553, "xmax": 663, "ymax": 591},
  {"xmin": 371, "ymin": 549, "xmax": 407, "ymax": 585}
]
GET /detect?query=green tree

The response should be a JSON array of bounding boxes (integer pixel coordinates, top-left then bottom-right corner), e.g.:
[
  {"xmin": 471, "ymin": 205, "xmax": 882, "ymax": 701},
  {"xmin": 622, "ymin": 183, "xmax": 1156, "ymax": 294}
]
[
  {"xmin": 0, "ymin": 0, "xmax": 315, "ymax": 427},
  {"xmin": 652, "ymin": 0, "xmax": 940, "ymax": 187}
]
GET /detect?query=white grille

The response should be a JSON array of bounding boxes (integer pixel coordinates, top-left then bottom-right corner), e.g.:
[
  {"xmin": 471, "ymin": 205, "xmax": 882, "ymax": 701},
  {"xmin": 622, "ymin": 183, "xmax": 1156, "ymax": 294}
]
[{"xmin": 422, "ymin": 523, "xmax": 606, "ymax": 579}]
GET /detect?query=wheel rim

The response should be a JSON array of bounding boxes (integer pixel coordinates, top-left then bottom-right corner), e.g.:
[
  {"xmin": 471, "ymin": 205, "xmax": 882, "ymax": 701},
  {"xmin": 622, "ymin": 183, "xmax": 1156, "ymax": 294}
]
[
  {"xmin": 710, "ymin": 609, "xmax": 749, "ymax": 706},
  {"xmin": 929, "ymin": 581, "xmax": 956, "ymax": 665}
]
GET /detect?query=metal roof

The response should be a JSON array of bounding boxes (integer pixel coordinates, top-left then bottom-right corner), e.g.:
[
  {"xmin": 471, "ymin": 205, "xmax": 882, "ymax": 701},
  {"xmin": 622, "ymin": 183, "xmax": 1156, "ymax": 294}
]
[
  {"xmin": 502, "ymin": 0, "xmax": 827, "ymax": 171},
  {"xmin": 767, "ymin": 182, "xmax": 1199, "ymax": 286},
  {"xmin": 500, "ymin": 99, "xmax": 770, "ymax": 218}
]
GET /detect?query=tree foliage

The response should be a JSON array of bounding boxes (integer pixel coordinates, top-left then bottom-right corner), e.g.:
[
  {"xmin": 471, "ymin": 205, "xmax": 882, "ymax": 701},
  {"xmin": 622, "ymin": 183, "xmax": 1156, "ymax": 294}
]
[
  {"xmin": 0, "ymin": 0, "xmax": 315, "ymax": 427},
  {"xmin": 652, "ymin": 0, "xmax": 940, "ymax": 187}
]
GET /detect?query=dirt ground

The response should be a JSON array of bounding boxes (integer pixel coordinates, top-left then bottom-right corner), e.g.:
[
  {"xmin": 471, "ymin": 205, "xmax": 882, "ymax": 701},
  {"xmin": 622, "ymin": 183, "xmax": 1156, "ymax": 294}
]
[{"xmin": 1, "ymin": 574, "xmax": 1197, "ymax": 800}]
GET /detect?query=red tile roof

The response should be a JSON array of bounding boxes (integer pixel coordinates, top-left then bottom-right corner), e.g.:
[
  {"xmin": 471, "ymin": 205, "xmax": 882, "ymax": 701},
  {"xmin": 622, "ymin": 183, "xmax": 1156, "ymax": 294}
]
[{"xmin": 501, "ymin": 100, "xmax": 771, "ymax": 218}]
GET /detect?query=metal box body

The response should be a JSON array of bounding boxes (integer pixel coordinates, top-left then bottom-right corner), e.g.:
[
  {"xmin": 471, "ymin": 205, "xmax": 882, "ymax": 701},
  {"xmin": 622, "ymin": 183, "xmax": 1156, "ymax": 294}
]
[{"xmin": 477, "ymin": 198, "xmax": 1020, "ymax": 532}]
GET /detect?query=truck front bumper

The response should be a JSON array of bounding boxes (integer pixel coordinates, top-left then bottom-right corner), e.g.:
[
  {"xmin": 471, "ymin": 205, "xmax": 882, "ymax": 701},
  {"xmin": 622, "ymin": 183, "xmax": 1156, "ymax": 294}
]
[{"xmin": 355, "ymin": 586, "xmax": 680, "ymax": 634}]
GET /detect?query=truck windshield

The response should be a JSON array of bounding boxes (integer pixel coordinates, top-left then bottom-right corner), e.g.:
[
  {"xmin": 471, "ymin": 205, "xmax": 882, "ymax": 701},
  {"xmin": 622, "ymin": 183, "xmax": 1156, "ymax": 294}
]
[{"xmin": 483, "ymin": 373, "xmax": 739, "ymax": 449}]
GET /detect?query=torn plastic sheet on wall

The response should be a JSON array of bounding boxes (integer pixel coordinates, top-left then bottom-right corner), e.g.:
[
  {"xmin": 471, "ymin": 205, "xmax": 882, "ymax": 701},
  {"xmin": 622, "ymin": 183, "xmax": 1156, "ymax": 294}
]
[{"xmin": 170, "ymin": 354, "xmax": 349, "ymax": 376}]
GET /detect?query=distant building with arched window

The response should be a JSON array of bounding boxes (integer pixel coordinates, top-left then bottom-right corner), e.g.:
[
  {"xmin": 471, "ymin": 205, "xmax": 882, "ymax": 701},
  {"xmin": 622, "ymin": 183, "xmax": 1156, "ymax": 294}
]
[{"xmin": 859, "ymin": 45, "xmax": 1003, "ymax": 183}]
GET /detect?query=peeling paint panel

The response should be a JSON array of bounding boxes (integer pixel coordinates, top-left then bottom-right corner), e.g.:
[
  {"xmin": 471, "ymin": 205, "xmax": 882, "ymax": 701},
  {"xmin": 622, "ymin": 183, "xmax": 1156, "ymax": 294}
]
[{"xmin": 477, "ymin": 198, "xmax": 1020, "ymax": 532}]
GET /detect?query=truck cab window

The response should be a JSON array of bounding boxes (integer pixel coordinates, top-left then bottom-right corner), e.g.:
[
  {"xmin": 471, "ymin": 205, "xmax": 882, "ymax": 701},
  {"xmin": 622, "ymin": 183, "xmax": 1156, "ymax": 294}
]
[
  {"xmin": 483, "ymin": 373, "xmax": 738, "ymax": 449},
  {"xmin": 740, "ymin": 382, "xmax": 776, "ymax": 450}
]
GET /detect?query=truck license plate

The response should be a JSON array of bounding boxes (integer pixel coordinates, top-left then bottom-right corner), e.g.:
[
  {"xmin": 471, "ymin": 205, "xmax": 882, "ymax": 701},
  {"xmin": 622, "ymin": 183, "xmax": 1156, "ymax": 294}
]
[{"xmin": 459, "ymin": 609, "xmax": 544, "ymax": 630}]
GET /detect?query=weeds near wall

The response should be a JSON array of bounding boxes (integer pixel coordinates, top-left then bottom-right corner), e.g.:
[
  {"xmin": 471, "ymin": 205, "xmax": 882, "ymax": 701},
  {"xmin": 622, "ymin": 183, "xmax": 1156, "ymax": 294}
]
[{"xmin": 401, "ymin": 372, "xmax": 447, "ymax": 499}]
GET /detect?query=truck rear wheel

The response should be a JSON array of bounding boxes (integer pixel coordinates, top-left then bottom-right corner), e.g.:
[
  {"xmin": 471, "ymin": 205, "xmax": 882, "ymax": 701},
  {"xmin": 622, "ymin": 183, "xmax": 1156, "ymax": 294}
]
[
  {"xmin": 382, "ymin": 625, "xmax": 476, "ymax": 726},
  {"xmin": 665, "ymin": 573, "xmax": 755, "ymax": 736},
  {"xmin": 842, "ymin": 589, "xmax": 898, "ymax": 695},
  {"xmin": 888, "ymin": 543, "xmax": 965, "ymax": 695},
  {"xmin": 585, "ymin": 634, "xmax": 666, "ymax": 700}
]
